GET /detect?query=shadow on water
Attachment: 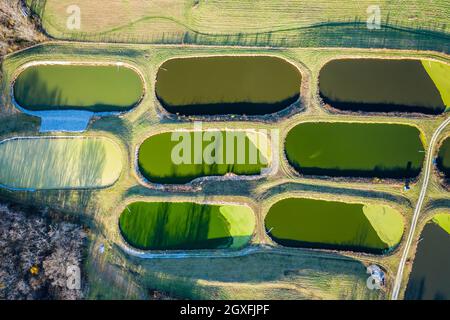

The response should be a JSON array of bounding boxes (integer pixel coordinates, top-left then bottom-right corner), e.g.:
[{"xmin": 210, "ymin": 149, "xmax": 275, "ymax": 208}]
[
  {"xmin": 13, "ymin": 68, "xmax": 67, "ymax": 110},
  {"xmin": 267, "ymin": 236, "xmax": 387, "ymax": 255},
  {"xmin": 405, "ymin": 223, "xmax": 450, "ymax": 300},
  {"xmin": 320, "ymin": 96, "xmax": 445, "ymax": 115},
  {"xmin": 288, "ymin": 164, "xmax": 421, "ymax": 180},
  {"xmin": 159, "ymin": 95, "xmax": 300, "ymax": 116},
  {"xmin": 119, "ymin": 202, "xmax": 234, "ymax": 250}
]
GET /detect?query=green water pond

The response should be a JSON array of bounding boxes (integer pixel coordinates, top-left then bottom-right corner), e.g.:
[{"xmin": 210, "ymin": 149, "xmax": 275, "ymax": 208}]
[
  {"xmin": 13, "ymin": 64, "xmax": 144, "ymax": 112},
  {"xmin": 138, "ymin": 130, "xmax": 271, "ymax": 184},
  {"xmin": 119, "ymin": 201, "xmax": 255, "ymax": 250},
  {"xmin": 156, "ymin": 56, "xmax": 302, "ymax": 115},
  {"xmin": 319, "ymin": 59, "xmax": 449, "ymax": 114},
  {"xmin": 265, "ymin": 197, "xmax": 404, "ymax": 254},
  {"xmin": 285, "ymin": 122, "xmax": 425, "ymax": 179}
]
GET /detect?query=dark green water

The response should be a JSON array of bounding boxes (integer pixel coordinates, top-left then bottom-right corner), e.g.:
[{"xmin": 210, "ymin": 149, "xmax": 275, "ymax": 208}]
[
  {"xmin": 14, "ymin": 64, "xmax": 144, "ymax": 112},
  {"xmin": 319, "ymin": 59, "xmax": 446, "ymax": 114},
  {"xmin": 155, "ymin": 56, "xmax": 302, "ymax": 115},
  {"xmin": 285, "ymin": 122, "xmax": 425, "ymax": 179},
  {"xmin": 437, "ymin": 137, "xmax": 450, "ymax": 178},
  {"xmin": 405, "ymin": 223, "xmax": 450, "ymax": 300}
]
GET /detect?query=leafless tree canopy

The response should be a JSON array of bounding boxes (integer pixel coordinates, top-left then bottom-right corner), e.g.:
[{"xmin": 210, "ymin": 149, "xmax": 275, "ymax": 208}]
[
  {"xmin": 0, "ymin": 204, "xmax": 86, "ymax": 300},
  {"xmin": 0, "ymin": 0, "xmax": 45, "ymax": 56}
]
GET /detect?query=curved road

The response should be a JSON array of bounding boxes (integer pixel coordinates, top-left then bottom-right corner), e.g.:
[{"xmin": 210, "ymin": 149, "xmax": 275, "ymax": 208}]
[{"xmin": 391, "ymin": 116, "xmax": 450, "ymax": 300}]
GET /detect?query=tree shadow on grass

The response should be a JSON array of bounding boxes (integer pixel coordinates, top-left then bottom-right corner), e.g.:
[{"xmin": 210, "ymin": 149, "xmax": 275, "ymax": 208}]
[{"xmin": 257, "ymin": 181, "xmax": 411, "ymax": 207}]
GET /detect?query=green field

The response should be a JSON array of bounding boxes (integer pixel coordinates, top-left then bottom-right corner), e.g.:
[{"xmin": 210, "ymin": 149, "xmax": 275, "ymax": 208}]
[
  {"xmin": 432, "ymin": 213, "xmax": 450, "ymax": 234},
  {"xmin": 265, "ymin": 197, "xmax": 404, "ymax": 253},
  {"xmin": 285, "ymin": 122, "xmax": 425, "ymax": 178},
  {"xmin": 138, "ymin": 130, "xmax": 270, "ymax": 184},
  {"xmin": 421, "ymin": 60, "xmax": 450, "ymax": 110},
  {"xmin": 27, "ymin": 0, "xmax": 450, "ymax": 51},
  {"xmin": 156, "ymin": 56, "xmax": 301, "ymax": 115},
  {"xmin": 0, "ymin": 137, "xmax": 123, "ymax": 189},
  {"xmin": 437, "ymin": 137, "xmax": 450, "ymax": 177},
  {"xmin": 319, "ymin": 59, "xmax": 449, "ymax": 114},
  {"xmin": 13, "ymin": 64, "xmax": 143, "ymax": 112},
  {"xmin": 119, "ymin": 201, "xmax": 255, "ymax": 250}
]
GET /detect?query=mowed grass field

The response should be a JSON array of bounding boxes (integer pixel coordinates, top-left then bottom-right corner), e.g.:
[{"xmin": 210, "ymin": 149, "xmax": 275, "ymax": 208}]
[
  {"xmin": 137, "ymin": 250, "xmax": 384, "ymax": 300},
  {"xmin": 0, "ymin": 137, "xmax": 123, "ymax": 190},
  {"xmin": 31, "ymin": 0, "xmax": 449, "ymax": 36}
]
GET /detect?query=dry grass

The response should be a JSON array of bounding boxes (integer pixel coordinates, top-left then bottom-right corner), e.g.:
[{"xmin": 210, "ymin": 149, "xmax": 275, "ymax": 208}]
[
  {"xmin": 0, "ymin": 0, "xmax": 45, "ymax": 56},
  {"xmin": 38, "ymin": 0, "xmax": 449, "ymax": 35}
]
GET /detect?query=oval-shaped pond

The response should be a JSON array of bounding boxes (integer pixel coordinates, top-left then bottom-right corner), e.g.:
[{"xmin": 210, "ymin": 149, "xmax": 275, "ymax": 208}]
[
  {"xmin": 265, "ymin": 197, "xmax": 404, "ymax": 254},
  {"xmin": 319, "ymin": 59, "xmax": 449, "ymax": 114},
  {"xmin": 119, "ymin": 201, "xmax": 255, "ymax": 250},
  {"xmin": 0, "ymin": 137, "xmax": 123, "ymax": 190},
  {"xmin": 285, "ymin": 122, "xmax": 425, "ymax": 179},
  {"xmin": 405, "ymin": 213, "xmax": 450, "ymax": 300},
  {"xmin": 138, "ymin": 130, "xmax": 271, "ymax": 184},
  {"xmin": 155, "ymin": 56, "xmax": 302, "ymax": 115},
  {"xmin": 437, "ymin": 137, "xmax": 450, "ymax": 180},
  {"xmin": 14, "ymin": 64, "xmax": 144, "ymax": 112}
]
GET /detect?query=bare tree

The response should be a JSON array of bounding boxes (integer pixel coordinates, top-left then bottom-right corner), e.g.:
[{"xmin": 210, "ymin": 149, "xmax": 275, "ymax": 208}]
[{"xmin": 0, "ymin": 204, "xmax": 86, "ymax": 300}]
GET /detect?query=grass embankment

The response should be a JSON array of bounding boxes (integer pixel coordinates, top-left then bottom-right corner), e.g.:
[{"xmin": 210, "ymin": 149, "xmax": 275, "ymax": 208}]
[
  {"xmin": 0, "ymin": 137, "xmax": 123, "ymax": 189},
  {"xmin": 13, "ymin": 64, "xmax": 143, "ymax": 112},
  {"xmin": 285, "ymin": 122, "xmax": 425, "ymax": 179},
  {"xmin": 432, "ymin": 213, "xmax": 450, "ymax": 234},
  {"xmin": 119, "ymin": 201, "xmax": 255, "ymax": 250},
  {"xmin": 138, "ymin": 131, "xmax": 270, "ymax": 184},
  {"xmin": 265, "ymin": 197, "xmax": 404, "ymax": 253}
]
